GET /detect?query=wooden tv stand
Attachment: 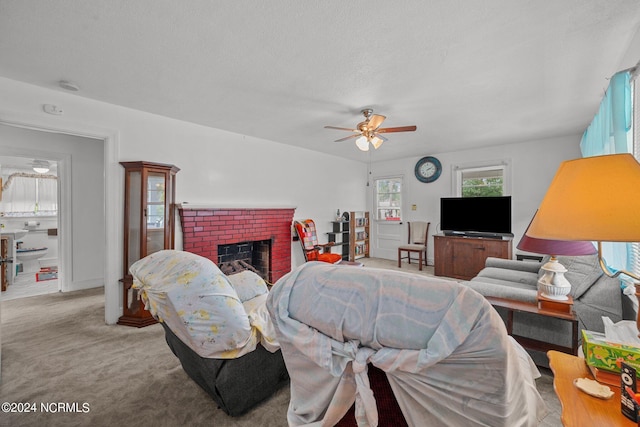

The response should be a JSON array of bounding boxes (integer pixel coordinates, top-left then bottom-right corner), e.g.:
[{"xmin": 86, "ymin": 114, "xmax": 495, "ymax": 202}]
[{"xmin": 434, "ymin": 234, "xmax": 512, "ymax": 280}]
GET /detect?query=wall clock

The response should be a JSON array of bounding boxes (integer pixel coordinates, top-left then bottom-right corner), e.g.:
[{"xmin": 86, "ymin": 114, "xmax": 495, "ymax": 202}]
[{"xmin": 415, "ymin": 156, "xmax": 442, "ymax": 183}]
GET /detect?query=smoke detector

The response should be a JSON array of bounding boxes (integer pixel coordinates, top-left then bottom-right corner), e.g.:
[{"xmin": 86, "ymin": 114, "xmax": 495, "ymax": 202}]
[{"xmin": 59, "ymin": 80, "xmax": 79, "ymax": 91}]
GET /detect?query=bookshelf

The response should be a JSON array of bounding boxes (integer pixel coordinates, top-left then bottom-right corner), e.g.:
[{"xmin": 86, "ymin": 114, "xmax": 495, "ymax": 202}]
[
  {"xmin": 327, "ymin": 218, "xmax": 350, "ymax": 261},
  {"xmin": 349, "ymin": 211, "xmax": 369, "ymax": 261}
]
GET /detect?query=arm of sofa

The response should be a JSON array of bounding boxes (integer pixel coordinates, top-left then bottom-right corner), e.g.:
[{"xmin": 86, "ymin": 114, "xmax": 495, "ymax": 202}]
[
  {"xmin": 466, "ymin": 280, "xmax": 539, "ymax": 304},
  {"xmin": 484, "ymin": 257, "xmax": 542, "ymax": 274}
]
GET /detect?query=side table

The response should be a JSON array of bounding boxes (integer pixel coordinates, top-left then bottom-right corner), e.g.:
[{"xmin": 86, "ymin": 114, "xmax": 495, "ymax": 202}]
[
  {"xmin": 547, "ymin": 350, "xmax": 632, "ymax": 426},
  {"xmin": 485, "ymin": 296, "xmax": 579, "ymax": 355}
]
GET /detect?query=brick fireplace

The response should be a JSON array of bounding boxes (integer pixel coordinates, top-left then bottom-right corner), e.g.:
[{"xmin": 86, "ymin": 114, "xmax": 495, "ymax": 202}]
[{"xmin": 178, "ymin": 206, "xmax": 296, "ymax": 283}]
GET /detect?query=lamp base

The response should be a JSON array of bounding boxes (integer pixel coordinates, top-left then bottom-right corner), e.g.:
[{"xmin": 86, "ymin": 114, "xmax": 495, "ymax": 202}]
[
  {"xmin": 538, "ymin": 258, "xmax": 572, "ymax": 301},
  {"xmin": 538, "ymin": 279, "xmax": 571, "ymax": 301}
]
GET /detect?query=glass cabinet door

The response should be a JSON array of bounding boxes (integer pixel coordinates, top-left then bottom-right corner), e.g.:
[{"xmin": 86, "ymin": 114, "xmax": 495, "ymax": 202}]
[
  {"xmin": 119, "ymin": 161, "xmax": 179, "ymax": 327},
  {"xmin": 126, "ymin": 170, "xmax": 142, "ymax": 273},
  {"xmin": 146, "ymin": 172, "xmax": 166, "ymax": 256}
]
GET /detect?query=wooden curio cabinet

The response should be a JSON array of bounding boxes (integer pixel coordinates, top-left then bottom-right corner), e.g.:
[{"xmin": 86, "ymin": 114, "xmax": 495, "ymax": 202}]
[{"xmin": 117, "ymin": 161, "xmax": 179, "ymax": 327}]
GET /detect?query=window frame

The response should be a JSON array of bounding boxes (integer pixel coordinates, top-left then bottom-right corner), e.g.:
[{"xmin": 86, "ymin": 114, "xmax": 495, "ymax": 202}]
[
  {"xmin": 630, "ymin": 78, "xmax": 640, "ymax": 280},
  {"xmin": 452, "ymin": 159, "xmax": 511, "ymax": 197}
]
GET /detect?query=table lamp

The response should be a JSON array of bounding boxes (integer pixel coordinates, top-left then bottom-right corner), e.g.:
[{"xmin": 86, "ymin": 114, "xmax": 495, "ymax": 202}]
[
  {"xmin": 517, "ymin": 216, "xmax": 597, "ymax": 300},
  {"xmin": 527, "ymin": 154, "xmax": 640, "ymax": 332}
]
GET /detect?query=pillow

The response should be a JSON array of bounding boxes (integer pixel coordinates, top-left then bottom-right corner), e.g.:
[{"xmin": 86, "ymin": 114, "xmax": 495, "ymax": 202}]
[{"xmin": 227, "ymin": 270, "xmax": 269, "ymax": 302}]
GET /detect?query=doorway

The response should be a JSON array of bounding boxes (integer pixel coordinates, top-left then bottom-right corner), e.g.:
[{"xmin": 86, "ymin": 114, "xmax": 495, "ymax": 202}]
[
  {"xmin": 0, "ymin": 155, "xmax": 60, "ymax": 300},
  {"xmin": 0, "ymin": 123, "xmax": 107, "ymax": 299}
]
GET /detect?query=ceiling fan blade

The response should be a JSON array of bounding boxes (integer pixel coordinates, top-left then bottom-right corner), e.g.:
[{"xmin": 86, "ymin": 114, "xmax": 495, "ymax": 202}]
[
  {"xmin": 334, "ymin": 134, "xmax": 361, "ymax": 142},
  {"xmin": 367, "ymin": 114, "xmax": 386, "ymax": 130},
  {"xmin": 373, "ymin": 133, "xmax": 388, "ymax": 142},
  {"xmin": 377, "ymin": 125, "xmax": 417, "ymax": 134},
  {"xmin": 325, "ymin": 125, "xmax": 359, "ymax": 132}
]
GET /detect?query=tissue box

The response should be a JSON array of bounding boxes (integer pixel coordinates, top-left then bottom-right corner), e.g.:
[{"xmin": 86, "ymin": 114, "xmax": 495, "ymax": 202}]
[{"xmin": 582, "ymin": 330, "xmax": 640, "ymax": 375}]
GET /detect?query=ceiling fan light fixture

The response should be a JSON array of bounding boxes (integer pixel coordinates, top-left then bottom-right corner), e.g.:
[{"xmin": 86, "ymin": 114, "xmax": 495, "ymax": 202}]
[
  {"xmin": 371, "ymin": 136, "xmax": 384, "ymax": 149},
  {"xmin": 355, "ymin": 136, "xmax": 370, "ymax": 151}
]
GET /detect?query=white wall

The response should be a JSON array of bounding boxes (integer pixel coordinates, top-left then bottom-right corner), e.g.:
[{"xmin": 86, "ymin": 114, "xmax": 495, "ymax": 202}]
[
  {"xmin": 0, "ymin": 77, "xmax": 367, "ymax": 324},
  {"xmin": 368, "ymin": 135, "xmax": 582, "ymax": 263}
]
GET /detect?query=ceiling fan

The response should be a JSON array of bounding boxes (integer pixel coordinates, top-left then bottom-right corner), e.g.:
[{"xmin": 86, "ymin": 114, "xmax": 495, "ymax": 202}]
[{"xmin": 325, "ymin": 109, "xmax": 417, "ymax": 151}]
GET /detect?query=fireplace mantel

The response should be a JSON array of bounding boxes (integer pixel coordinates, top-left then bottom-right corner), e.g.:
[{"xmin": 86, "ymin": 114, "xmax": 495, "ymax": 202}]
[
  {"xmin": 179, "ymin": 203, "xmax": 296, "ymax": 210},
  {"xmin": 178, "ymin": 206, "xmax": 296, "ymax": 283}
]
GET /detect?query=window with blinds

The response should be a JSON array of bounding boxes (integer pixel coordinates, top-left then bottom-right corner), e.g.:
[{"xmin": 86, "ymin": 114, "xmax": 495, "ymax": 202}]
[{"xmin": 631, "ymin": 79, "xmax": 640, "ymax": 279}]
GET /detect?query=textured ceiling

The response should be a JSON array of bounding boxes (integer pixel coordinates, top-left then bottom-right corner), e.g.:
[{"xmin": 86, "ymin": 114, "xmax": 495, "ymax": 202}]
[{"xmin": 1, "ymin": 1, "xmax": 639, "ymax": 162}]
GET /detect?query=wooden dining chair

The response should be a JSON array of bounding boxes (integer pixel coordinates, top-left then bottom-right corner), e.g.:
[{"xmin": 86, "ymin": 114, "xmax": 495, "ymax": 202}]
[{"xmin": 397, "ymin": 221, "xmax": 430, "ymax": 271}]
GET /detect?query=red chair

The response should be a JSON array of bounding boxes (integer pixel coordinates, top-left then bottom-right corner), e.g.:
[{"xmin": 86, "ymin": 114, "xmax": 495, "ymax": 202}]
[{"xmin": 294, "ymin": 219, "xmax": 342, "ymax": 264}]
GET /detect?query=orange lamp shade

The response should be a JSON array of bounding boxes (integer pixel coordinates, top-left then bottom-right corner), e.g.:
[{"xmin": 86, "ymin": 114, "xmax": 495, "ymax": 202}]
[{"xmin": 528, "ymin": 153, "xmax": 640, "ymax": 242}]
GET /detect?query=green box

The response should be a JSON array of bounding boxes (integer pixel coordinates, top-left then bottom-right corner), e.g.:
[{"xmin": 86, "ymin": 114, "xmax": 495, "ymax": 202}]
[{"xmin": 582, "ymin": 330, "xmax": 640, "ymax": 375}]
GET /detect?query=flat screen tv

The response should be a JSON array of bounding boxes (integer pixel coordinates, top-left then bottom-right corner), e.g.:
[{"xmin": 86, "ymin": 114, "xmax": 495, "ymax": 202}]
[{"xmin": 440, "ymin": 196, "xmax": 512, "ymax": 238}]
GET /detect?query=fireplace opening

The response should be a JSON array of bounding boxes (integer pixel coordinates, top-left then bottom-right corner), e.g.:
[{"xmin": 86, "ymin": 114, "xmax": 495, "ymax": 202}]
[{"xmin": 217, "ymin": 239, "xmax": 271, "ymax": 280}]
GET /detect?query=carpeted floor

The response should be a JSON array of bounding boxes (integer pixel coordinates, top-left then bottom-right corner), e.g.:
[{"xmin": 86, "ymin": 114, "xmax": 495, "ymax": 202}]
[
  {"xmin": 0, "ymin": 288, "xmax": 289, "ymax": 427},
  {"xmin": 0, "ymin": 258, "xmax": 563, "ymax": 426}
]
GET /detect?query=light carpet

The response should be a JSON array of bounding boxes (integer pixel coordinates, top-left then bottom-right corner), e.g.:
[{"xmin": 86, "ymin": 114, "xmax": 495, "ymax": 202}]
[{"xmin": 0, "ymin": 258, "xmax": 562, "ymax": 427}]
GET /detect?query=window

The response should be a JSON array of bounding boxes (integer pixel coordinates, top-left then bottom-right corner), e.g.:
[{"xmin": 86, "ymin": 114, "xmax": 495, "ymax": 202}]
[
  {"xmin": 375, "ymin": 177, "xmax": 402, "ymax": 221},
  {"xmin": 631, "ymin": 79, "xmax": 640, "ymax": 280},
  {"xmin": 0, "ymin": 172, "xmax": 58, "ymax": 216},
  {"xmin": 453, "ymin": 161, "xmax": 510, "ymax": 197},
  {"xmin": 630, "ymin": 243, "xmax": 640, "ymax": 281},
  {"xmin": 460, "ymin": 167, "xmax": 504, "ymax": 197}
]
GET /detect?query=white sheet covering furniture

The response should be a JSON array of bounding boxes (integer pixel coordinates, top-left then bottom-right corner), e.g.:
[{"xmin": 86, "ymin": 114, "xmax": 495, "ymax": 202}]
[
  {"xmin": 129, "ymin": 250, "xmax": 289, "ymax": 416},
  {"xmin": 130, "ymin": 249, "xmax": 279, "ymax": 358},
  {"xmin": 267, "ymin": 262, "xmax": 547, "ymax": 427}
]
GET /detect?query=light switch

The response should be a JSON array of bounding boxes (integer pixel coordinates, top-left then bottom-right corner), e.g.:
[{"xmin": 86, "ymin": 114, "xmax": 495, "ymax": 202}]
[{"xmin": 411, "ymin": 204, "xmax": 417, "ymax": 211}]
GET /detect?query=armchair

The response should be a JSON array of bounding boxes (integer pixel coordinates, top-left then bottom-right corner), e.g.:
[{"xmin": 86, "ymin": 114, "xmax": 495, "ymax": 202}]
[
  {"xmin": 267, "ymin": 262, "xmax": 546, "ymax": 426},
  {"xmin": 294, "ymin": 219, "xmax": 342, "ymax": 264},
  {"xmin": 129, "ymin": 250, "xmax": 289, "ymax": 416}
]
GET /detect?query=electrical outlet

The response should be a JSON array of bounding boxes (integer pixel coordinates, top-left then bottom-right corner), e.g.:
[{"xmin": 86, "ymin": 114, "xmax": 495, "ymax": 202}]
[{"xmin": 411, "ymin": 204, "xmax": 417, "ymax": 211}]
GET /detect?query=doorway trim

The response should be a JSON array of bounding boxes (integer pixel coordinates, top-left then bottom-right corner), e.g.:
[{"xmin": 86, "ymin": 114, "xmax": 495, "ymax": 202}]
[{"xmin": 0, "ymin": 114, "xmax": 121, "ymax": 324}]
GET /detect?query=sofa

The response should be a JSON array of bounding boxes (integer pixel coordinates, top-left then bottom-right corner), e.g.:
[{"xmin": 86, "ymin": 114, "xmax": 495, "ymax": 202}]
[
  {"xmin": 129, "ymin": 250, "xmax": 289, "ymax": 416},
  {"xmin": 268, "ymin": 261, "xmax": 547, "ymax": 426},
  {"xmin": 465, "ymin": 254, "xmax": 635, "ymax": 365}
]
